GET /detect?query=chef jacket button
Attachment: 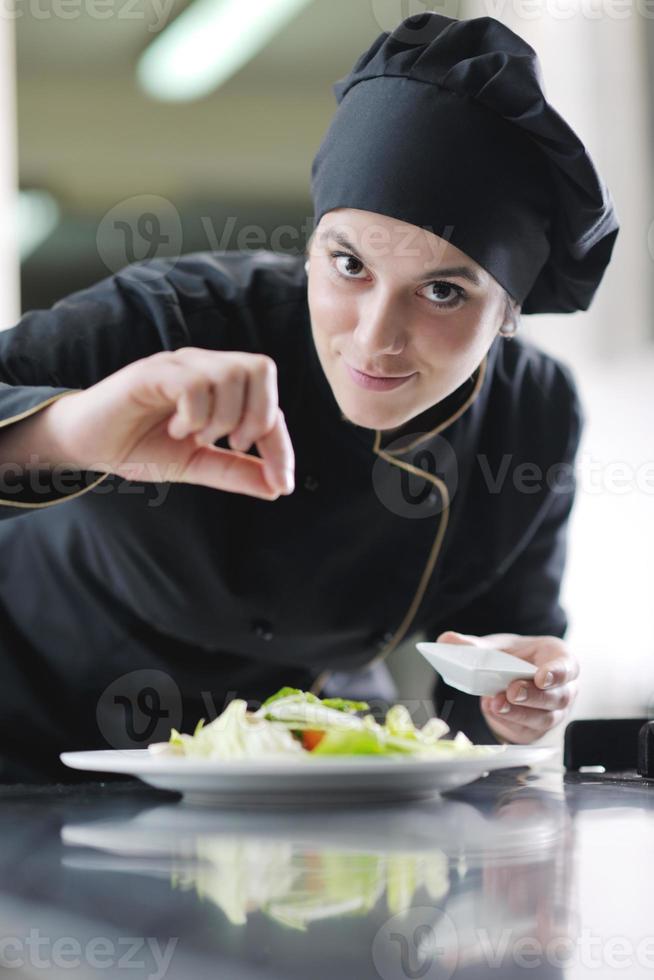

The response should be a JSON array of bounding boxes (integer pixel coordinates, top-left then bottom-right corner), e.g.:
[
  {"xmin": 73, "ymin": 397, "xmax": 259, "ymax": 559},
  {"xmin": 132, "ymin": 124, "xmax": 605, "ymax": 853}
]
[
  {"xmin": 252, "ymin": 618, "xmax": 274, "ymax": 641},
  {"xmin": 303, "ymin": 474, "xmax": 319, "ymax": 492}
]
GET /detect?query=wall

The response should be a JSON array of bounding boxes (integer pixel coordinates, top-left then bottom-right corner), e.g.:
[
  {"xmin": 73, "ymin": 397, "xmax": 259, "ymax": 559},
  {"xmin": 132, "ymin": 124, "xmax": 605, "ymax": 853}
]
[{"xmin": 0, "ymin": 17, "xmax": 20, "ymax": 328}]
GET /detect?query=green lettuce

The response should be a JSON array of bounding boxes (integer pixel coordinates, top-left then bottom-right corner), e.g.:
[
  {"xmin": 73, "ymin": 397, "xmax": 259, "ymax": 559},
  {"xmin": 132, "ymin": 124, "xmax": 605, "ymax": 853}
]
[
  {"xmin": 155, "ymin": 687, "xmax": 495, "ymax": 760},
  {"xmin": 260, "ymin": 687, "xmax": 369, "ymax": 713},
  {"xmin": 167, "ymin": 699, "xmax": 304, "ymax": 760}
]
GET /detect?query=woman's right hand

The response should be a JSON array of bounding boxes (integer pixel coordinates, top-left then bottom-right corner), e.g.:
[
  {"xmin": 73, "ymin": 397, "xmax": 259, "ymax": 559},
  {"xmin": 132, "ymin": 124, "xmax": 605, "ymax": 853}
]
[{"xmin": 46, "ymin": 348, "xmax": 295, "ymax": 500}]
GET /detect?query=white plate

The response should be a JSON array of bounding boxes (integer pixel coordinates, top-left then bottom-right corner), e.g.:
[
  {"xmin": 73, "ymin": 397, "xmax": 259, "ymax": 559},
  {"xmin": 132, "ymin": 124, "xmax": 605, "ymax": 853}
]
[
  {"xmin": 59, "ymin": 746, "xmax": 556, "ymax": 807},
  {"xmin": 416, "ymin": 641, "xmax": 538, "ymax": 696}
]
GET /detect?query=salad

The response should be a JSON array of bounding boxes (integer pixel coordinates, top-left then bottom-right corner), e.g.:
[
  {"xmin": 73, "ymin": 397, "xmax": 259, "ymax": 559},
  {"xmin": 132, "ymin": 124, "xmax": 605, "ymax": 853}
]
[
  {"xmin": 172, "ymin": 836, "xmax": 450, "ymax": 929},
  {"xmin": 148, "ymin": 687, "xmax": 497, "ymax": 760}
]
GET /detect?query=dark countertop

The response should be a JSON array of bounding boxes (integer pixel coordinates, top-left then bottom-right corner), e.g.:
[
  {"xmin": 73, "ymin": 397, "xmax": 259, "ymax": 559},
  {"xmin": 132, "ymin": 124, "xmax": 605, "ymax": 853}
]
[{"xmin": 0, "ymin": 766, "xmax": 652, "ymax": 979}]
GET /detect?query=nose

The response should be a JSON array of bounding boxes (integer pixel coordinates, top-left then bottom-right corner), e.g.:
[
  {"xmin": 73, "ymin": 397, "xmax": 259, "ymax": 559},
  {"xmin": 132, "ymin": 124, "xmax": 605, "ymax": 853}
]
[{"xmin": 352, "ymin": 291, "xmax": 406, "ymax": 356}]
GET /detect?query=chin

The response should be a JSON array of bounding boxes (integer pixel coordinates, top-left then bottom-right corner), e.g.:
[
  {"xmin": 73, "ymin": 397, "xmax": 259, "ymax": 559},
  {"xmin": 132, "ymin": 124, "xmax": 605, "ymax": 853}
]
[{"xmin": 334, "ymin": 389, "xmax": 411, "ymax": 431}]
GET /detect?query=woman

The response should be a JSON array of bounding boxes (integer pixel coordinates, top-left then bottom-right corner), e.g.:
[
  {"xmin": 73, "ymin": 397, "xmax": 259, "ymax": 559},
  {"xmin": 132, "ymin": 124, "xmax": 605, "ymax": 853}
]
[{"xmin": 0, "ymin": 13, "xmax": 618, "ymax": 780}]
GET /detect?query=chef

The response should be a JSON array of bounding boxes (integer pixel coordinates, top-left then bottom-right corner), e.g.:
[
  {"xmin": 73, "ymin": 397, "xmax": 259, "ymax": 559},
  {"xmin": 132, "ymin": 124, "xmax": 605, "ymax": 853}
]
[{"xmin": 0, "ymin": 13, "xmax": 618, "ymax": 781}]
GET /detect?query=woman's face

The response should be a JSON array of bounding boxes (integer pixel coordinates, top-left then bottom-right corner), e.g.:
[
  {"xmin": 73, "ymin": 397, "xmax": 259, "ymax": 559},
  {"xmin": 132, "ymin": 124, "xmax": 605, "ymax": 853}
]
[{"xmin": 307, "ymin": 208, "xmax": 510, "ymax": 431}]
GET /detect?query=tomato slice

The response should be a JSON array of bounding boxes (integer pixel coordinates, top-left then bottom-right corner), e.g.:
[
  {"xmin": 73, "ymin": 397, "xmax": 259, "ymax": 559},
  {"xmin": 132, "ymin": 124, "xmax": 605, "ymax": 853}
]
[{"xmin": 301, "ymin": 729, "xmax": 326, "ymax": 751}]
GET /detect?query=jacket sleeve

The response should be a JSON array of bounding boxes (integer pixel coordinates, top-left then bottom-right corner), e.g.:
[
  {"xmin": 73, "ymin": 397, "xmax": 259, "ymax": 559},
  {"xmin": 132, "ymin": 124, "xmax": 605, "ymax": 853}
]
[
  {"xmin": 0, "ymin": 259, "xmax": 200, "ymax": 519},
  {"xmin": 432, "ymin": 364, "xmax": 585, "ymax": 743}
]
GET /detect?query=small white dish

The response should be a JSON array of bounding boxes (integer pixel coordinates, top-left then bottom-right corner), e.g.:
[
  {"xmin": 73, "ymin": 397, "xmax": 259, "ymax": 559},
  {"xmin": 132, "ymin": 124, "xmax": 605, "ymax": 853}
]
[{"xmin": 416, "ymin": 642, "xmax": 538, "ymax": 696}]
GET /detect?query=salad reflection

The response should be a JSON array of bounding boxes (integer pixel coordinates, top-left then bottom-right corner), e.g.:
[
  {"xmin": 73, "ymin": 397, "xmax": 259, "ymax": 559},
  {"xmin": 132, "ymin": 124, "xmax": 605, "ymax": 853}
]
[
  {"xmin": 171, "ymin": 838, "xmax": 449, "ymax": 929},
  {"xmin": 61, "ymin": 788, "xmax": 567, "ymax": 935}
]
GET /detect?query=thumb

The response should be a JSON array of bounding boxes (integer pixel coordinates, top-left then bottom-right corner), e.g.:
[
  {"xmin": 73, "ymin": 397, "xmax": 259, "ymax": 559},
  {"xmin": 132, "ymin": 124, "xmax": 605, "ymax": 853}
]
[{"xmin": 437, "ymin": 630, "xmax": 481, "ymax": 646}]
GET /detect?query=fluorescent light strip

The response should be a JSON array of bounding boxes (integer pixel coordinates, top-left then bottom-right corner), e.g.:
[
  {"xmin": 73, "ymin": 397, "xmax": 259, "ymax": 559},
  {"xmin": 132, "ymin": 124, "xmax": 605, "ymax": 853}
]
[
  {"xmin": 137, "ymin": 0, "xmax": 314, "ymax": 103},
  {"xmin": 17, "ymin": 190, "xmax": 60, "ymax": 260}
]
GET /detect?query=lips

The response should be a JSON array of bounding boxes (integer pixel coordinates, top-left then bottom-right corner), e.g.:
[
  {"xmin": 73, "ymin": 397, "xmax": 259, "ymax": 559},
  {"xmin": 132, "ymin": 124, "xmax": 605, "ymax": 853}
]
[
  {"xmin": 347, "ymin": 363, "xmax": 413, "ymax": 380},
  {"xmin": 356, "ymin": 370, "xmax": 412, "ymax": 379},
  {"xmin": 344, "ymin": 361, "xmax": 416, "ymax": 392}
]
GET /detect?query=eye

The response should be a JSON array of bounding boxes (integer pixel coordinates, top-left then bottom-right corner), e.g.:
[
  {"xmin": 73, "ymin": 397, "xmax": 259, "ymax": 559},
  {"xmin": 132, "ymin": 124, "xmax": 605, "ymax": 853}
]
[
  {"xmin": 420, "ymin": 281, "xmax": 467, "ymax": 309},
  {"xmin": 329, "ymin": 250, "xmax": 467, "ymax": 311},
  {"xmin": 330, "ymin": 251, "xmax": 368, "ymax": 280}
]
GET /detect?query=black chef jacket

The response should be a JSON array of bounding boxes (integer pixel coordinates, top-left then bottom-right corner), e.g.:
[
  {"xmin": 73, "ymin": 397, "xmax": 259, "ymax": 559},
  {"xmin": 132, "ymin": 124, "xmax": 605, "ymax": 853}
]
[{"xmin": 0, "ymin": 249, "xmax": 583, "ymax": 780}]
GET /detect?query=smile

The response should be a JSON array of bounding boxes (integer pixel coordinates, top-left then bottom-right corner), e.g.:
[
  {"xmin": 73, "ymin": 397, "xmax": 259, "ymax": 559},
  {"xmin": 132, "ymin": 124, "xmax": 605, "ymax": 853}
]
[{"xmin": 344, "ymin": 361, "xmax": 417, "ymax": 392}]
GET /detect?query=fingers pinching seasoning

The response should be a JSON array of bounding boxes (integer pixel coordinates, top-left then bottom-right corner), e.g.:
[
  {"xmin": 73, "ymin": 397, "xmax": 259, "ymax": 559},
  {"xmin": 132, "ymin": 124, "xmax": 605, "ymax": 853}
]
[{"xmin": 48, "ymin": 348, "xmax": 295, "ymax": 502}]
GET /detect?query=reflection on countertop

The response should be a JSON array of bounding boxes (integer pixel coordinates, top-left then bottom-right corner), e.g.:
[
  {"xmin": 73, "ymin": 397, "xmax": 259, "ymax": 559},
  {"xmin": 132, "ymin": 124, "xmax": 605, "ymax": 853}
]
[{"xmin": 0, "ymin": 767, "xmax": 652, "ymax": 979}]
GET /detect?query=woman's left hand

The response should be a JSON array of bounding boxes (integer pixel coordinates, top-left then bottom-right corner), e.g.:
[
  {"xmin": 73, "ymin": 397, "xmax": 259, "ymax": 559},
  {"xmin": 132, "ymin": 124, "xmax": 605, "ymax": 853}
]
[{"xmin": 437, "ymin": 630, "xmax": 580, "ymax": 744}]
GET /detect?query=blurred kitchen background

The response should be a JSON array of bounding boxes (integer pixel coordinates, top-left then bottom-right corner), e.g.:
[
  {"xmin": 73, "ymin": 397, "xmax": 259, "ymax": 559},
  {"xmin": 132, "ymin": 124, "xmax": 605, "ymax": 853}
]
[{"xmin": 0, "ymin": 0, "xmax": 652, "ymax": 730}]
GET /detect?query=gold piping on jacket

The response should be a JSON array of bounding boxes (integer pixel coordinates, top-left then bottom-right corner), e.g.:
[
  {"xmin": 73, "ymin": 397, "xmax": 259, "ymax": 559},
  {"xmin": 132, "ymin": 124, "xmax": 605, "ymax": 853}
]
[
  {"xmin": 381, "ymin": 354, "xmax": 488, "ymax": 455},
  {"xmin": 310, "ymin": 355, "xmax": 489, "ymax": 698},
  {"xmin": 0, "ymin": 389, "xmax": 78, "ymax": 429},
  {"xmin": 0, "ymin": 389, "xmax": 110, "ymax": 508},
  {"xmin": 363, "ymin": 457, "xmax": 450, "ymax": 671}
]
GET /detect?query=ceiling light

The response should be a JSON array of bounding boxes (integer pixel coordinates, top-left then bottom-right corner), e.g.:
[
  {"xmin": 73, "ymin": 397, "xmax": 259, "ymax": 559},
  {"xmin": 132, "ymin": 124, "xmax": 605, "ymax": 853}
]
[{"xmin": 137, "ymin": 0, "xmax": 314, "ymax": 103}]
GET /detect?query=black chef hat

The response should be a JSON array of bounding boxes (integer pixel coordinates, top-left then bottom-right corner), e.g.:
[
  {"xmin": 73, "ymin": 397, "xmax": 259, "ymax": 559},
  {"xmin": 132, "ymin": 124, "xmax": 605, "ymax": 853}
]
[{"xmin": 310, "ymin": 13, "xmax": 619, "ymax": 315}]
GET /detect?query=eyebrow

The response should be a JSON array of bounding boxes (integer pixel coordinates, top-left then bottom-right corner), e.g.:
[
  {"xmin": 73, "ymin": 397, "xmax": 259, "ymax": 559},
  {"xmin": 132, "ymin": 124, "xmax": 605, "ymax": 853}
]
[{"xmin": 321, "ymin": 230, "xmax": 483, "ymax": 287}]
